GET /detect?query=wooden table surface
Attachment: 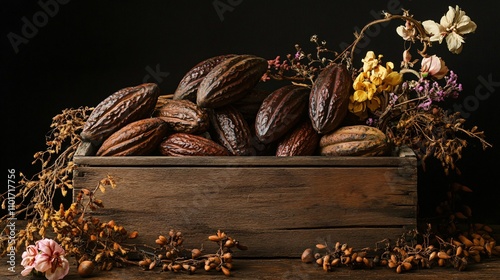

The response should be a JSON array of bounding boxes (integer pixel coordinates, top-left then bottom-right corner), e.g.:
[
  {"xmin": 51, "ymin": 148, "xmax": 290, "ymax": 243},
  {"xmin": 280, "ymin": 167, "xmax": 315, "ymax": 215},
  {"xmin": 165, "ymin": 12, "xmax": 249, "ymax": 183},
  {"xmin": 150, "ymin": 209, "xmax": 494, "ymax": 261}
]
[{"xmin": 2, "ymin": 257, "xmax": 500, "ymax": 280}]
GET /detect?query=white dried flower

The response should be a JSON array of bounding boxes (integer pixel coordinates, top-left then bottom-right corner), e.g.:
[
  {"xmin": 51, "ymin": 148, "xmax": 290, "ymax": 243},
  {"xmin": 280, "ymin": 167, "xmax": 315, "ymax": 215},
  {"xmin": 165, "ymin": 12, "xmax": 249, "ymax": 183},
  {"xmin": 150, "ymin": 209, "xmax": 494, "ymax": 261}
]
[{"xmin": 422, "ymin": 5, "xmax": 477, "ymax": 54}]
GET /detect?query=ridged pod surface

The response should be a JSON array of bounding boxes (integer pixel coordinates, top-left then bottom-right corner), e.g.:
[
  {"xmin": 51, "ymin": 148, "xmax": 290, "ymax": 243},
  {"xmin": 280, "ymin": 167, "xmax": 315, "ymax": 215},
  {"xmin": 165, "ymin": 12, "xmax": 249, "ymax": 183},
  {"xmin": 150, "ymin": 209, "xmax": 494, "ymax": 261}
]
[
  {"xmin": 196, "ymin": 54, "xmax": 268, "ymax": 108},
  {"xmin": 173, "ymin": 54, "xmax": 236, "ymax": 102},
  {"xmin": 96, "ymin": 117, "xmax": 168, "ymax": 156},
  {"xmin": 319, "ymin": 125, "xmax": 389, "ymax": 156},
  {"xmin": 81, "ymin": 83, "xmax": 160, "ymax": 145},
  {"xmin": 209, "ymin": 105, "xmax": 254, "ymax": 156},
  {"xmin": 309, "ymin": 63, "xmax": 352, "ymax": 134},
  {"xmin": 153, "ymin": 99, "xmax": 209, "ymax": 134},
  {"xmin": 276, "ymin": 119, "xmax": 320, "ymax": 156},
  {"xmin": 159, "ymin": 133, "xmax": 230, "ymax": 156},
  {"xmin": 254, "ymin": 84, "xmax": 310, "ymax": 144},
  {"xmin": 232, "ymin": 88, "xmax": 271, "ymax": 121}
]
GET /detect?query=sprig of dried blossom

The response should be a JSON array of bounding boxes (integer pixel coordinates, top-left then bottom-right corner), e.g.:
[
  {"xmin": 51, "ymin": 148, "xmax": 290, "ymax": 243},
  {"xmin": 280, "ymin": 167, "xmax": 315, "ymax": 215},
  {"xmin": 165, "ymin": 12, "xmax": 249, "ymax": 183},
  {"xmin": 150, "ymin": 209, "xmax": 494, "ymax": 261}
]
[
  {"xmin": 302, "ymin": 223, "xmax": 499, "ymax": 274},
  {"xmin": 135, "ymin": 229, "xmax": 247, "ymax": 277},
  {"xmin": 264, "ymin": 6, "xmax": 491, "ymax": 174},
  {"xmin": 1, "ymin": 106, "xmax": 94, "ymax": 257}
]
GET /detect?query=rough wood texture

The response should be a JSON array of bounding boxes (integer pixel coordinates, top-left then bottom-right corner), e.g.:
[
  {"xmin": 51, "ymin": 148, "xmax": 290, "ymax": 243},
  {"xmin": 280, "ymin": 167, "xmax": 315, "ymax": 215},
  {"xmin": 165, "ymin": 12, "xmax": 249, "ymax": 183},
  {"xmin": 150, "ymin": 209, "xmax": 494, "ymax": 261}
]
[
  {"xmin": 2, "ymin": 257, "xmax": 500, "ymax": 279},
  {"xmin": 72, "ymin": 143, "xmax": 417, "ymax": 258}
]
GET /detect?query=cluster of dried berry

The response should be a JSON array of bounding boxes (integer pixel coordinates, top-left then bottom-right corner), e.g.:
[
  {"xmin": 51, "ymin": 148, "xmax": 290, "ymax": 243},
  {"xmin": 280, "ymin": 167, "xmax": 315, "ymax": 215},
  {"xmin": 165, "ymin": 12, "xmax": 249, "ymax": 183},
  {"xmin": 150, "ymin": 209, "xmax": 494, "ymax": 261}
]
[
  {"xmin": 57, "ymin": 177, "xmax": 138, "ymax": 273},
  {"xmin": 137, "ymin": 229, "xmax": 247, "ymax": 277},
  {"xmin": 302, "ymin": 226, "xmax": 499, "ymax": 274}
]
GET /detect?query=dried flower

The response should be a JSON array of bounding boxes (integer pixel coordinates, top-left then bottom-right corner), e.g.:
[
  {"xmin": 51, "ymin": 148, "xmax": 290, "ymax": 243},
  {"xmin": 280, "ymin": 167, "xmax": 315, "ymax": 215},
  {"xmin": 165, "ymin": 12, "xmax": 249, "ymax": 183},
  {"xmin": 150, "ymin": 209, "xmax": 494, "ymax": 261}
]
[
  {"xmin": 420, "ymin": 55, "xmax": 449, "ymax": 79},
  {"xmin": 422, "ymin": 5, "xmax": 477, "ymax": 54},
  {"xmin": 21, "ymin": 239, "xmax": 70, "ymax": 280},
  {"xmin": 396, "ymin": 20, "xmax": 417, "ymax": 41},
  {"xmin": 20, "ymin": 245, "xmax": 38, "ymax": 276}
]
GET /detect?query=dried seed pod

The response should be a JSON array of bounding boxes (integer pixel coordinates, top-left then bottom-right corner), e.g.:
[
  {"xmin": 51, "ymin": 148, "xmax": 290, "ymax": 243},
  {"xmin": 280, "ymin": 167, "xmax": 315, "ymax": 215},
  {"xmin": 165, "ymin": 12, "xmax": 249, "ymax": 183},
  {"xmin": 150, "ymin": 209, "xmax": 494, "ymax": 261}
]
[
  {"xmin": 319, "ymin": 125, "xmax": 389, "ymax": 156},
  {"xmin": 301, "ymin": 248, "xmax": 315, "ymax": 263},
  {"xmin": 96, "ymin": 118, "xmax": 168, "ymax": 156},
  {"xmin": 331, "ymin": 258, "xmax": 341, "ymax": 267},
  {"xmin": 197, "ymin": 54, "xmax": 268, "ymax": 108},
  {"xmin": 81, "ymin": 83, "xmax": 160, "ymax": 145},
  {"xmin": 159, "ymin": 133, "xmax": 230, "ymax": 156},
  {"xmin": 396, "ymin": 264, "xmax": 403, "ymax": 273},
  {"xmin": 255, "ymin": 84, "xmax": 310, "ymax": 144},
  {"xmin": 232, "ymin": 88, "xmax": 271, "ymax": 121},
  {"xmin": 221, "ymin": 265, "xmax": 231, "ymax": 276},
  {"xmin": 153, "ymin": 99, "xmax": 209, "ymax": 134},
  {"xmin": 276, "ymin": 119, "xmax": 320, "ymax": 156},
  {"xmin": 458, "ymin": 234, "xmax": 474, "ymax": 247},
  {"xmin": 173, "ymin": 54, "xmax": 236, "ymax": 102},
  {"xmin": 209, "ymin": 105, "xmax": 254, "ymax": 156},
  {"xmin": 309, "ymin": 63, "xmax": 352, "ymax": 134}
]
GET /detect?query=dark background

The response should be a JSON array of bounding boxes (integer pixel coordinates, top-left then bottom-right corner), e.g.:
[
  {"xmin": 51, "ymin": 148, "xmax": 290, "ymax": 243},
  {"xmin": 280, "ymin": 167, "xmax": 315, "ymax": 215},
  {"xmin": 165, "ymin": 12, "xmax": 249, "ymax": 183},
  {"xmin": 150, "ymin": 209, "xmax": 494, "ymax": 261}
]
[{"xmin": 2, "ymin": 1, "xmax": 499, "ymax": 225}]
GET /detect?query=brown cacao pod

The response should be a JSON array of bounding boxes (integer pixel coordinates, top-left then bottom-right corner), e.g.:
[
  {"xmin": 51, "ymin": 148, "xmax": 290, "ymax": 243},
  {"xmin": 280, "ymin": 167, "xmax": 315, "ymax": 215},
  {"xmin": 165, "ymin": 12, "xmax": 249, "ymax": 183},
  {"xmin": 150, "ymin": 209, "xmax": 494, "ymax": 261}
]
[
  {"xmin": 232, "ymin": 88, "xmax": 271, "ymax": 121},
  {"xmin": 81, "ymin": 83, "xmax": 160, "ymax": 145},
  {"xmin": 173, "ymin": 54, "xmax": 236, "ymax": 102},
  {"xmin": 196, "ymin": 54, "xmax": 268, "ymax": 108},
  {"xmin": 319, "ymin": 125, "xmax": 389, "ymax": 156},
  {"xmin": 153, "ymin": 99, "xmax": 209, "ymax": 134},
  {"xmin": 159, "ymin": 133, "xmax": 230, "ymax": 156},
  {"xmin": 254, "ymin": 84, "xmax": 310, "ymax": 144},
  {"xmin": 276, "ymin": 119, "xmax": 320, "ymax": 156},
  {"xmin": 96, "ymin": 117, "xmax": 168, "ymax": 156},
  {"xmin": 209, "ymin": 105, "xmax": 254, "ymax": 156},
  {"xmin": 309, "ymin": 63, "xmax": 352, "ymax": 134}
]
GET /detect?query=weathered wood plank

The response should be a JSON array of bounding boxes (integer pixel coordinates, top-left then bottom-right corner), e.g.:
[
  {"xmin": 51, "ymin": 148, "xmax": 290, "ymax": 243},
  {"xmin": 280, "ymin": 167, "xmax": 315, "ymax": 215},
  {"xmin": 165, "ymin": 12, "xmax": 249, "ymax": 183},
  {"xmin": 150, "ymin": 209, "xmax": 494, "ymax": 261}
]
[
  {"xmin": 74, "ymin": 142, "xmax": 417, "ymax": 167},
  {"xmin": 2, "ymin": 256, "xmax": 499, "ymax": 279},
  {"xmin": 73, "ymin": 165, "xmax": 416, "ymax": 257}
]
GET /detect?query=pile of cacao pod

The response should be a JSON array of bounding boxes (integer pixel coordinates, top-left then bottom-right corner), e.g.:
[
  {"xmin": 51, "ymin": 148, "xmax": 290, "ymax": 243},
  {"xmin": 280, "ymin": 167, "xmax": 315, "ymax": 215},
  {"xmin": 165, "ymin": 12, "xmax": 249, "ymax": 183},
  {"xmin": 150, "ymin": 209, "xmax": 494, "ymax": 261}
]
[{"xmin": 80, "ymin": 54, "xmax": 390, "ymax": 157}]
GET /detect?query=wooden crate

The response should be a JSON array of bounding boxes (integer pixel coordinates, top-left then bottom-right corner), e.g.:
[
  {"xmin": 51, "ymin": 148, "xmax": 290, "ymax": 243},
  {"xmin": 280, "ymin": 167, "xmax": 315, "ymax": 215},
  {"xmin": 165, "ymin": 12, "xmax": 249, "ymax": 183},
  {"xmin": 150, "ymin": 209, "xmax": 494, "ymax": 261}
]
[{"xmin": 72, "ymin": 142, "xmax": 417, "ymax": 258}]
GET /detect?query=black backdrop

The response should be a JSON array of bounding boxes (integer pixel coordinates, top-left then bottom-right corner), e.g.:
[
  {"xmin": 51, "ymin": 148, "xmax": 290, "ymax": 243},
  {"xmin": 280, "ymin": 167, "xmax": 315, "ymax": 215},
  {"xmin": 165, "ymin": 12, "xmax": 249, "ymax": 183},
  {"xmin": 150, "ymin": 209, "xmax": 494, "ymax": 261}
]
[{"xmin": 2, "ymin": 0, "xmax": 500, "ymax": 224}]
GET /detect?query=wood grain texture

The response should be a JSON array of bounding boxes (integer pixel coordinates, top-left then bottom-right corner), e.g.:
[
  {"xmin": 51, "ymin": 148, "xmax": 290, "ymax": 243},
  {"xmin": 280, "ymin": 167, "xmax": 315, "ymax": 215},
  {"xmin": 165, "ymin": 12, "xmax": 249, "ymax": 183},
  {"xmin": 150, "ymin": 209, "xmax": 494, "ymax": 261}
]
[
  {"xmin": 73, "ymin": 142, "xmax": 417, "ymax": 257},
  {"xmin": 3, "ymin": 255, "xmax": 500, "ymax": 280}
]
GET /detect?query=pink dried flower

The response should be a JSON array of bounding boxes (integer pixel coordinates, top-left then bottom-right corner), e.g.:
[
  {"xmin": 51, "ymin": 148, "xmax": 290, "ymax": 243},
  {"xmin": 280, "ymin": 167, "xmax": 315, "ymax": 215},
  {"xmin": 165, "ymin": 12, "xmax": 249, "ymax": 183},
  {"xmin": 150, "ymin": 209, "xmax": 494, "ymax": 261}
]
[
  {"xmin": 421, "ymin": 55, "xmax": 449, "ymax": 79},
  {"xmin": 21, "ymin": 239, "xmax": 70, "ymax": 280}
]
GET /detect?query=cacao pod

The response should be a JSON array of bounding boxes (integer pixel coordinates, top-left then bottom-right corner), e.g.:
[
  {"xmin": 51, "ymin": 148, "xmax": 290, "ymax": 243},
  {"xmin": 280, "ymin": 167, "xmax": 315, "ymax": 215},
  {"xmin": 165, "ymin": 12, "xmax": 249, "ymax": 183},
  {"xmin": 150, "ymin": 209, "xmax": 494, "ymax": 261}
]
[
  {"xmin": 254, "ymin": 84, "xmax": 310, "ymax": 144},
  {"xmin": 196, "ymin": 54, "xmax": 268, "ymax": 108},
  {"xmin": 309, "ymin": 63, "xmax": 352, "ymax": 134},
  {"xmin": 159, "ymin": 133, "xmax": 230, "ymax": 156},
  {"xmin": 173, "ymin": 54, "xmax": 236, "ymax": 102},
  {"xmin": 81, "ymin": 83, "xmax": 160, "ymax": 145},
  {"xmin": 209, "ymin": 105, "xmax": 254, "ymax": 156},
  {"xmin": 153, "ymin": 99, "xmax": 209, "ymax": 134},
  {"xmin": 232, "ymin": 88, "xmax": 271, "ymax": 121},
  {"xmin": 276, "ymin": 119, "xmax": 320, "ymax": 156},
  {"xmin": 96, "ymin": 117, "xmax": 168, "ymax": 156},
  {"xmin": 319, "ymin": 125, "xmax": 389, "ymax": 156}
]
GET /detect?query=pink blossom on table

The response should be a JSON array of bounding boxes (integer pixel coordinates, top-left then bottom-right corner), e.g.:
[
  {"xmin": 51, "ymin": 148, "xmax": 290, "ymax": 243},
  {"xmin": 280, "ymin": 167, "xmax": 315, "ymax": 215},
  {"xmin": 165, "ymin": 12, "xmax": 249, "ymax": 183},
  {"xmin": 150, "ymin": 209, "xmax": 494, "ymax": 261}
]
[
  {"xmin": 20, "ymin": 245, "xmax": 38, "ymax": 276},
  {"xmin": 34, "ymin": 238, "xmax": 70, "ymax": 280},
  {"xmin": 421, "ymin": 55, "xmax": 449, "ymax": 79}
]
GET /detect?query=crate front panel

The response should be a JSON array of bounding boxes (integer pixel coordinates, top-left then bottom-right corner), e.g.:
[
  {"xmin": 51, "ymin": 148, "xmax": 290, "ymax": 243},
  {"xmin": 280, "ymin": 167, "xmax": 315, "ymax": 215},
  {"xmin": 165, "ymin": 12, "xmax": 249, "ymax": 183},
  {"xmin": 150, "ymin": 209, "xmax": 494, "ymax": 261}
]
[{"xmin": 73, "ymin": 163, "xmax": 416, "ymax": 257}]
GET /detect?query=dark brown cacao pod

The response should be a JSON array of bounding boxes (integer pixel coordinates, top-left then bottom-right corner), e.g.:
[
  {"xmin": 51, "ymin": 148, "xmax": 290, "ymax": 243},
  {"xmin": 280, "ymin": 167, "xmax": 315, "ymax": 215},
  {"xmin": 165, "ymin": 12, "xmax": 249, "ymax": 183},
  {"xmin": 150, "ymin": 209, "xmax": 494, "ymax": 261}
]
[
  {"xmin": 276, "ymin": 119, "xmax": 320, "ymax": 156},
  {"xmin": 309, "ymin": 63, "xmax": 352, "ymax": 134},
  {"xmin": 319, "ymin": 125, "xmax": 388, "ymax": 156},
  {"xmin": 81, "ymin": 83, "xmax": 160, "ymax": 145},
  {"xmin": 209, "ymin": 105, "xmax": 254, "ymax": 156},
  {"xmin": 173, "ymin": 54, "xmax": 236, "ymax": 102},
  {"xmin": 254, "ymin": 84, "xmax": 310, "ymax": 144},
  {"xmin": 196, "ymin": 54, "xmax": 268, "ymax": 108},
  {"xmin": 232, "ymin": 88, "xmax": 271, "ymax": 121},
  {"xmin": 96, "ymin": 117, "xmax": 168, "ymax": 156},
  {"xmin": 159, "ymin": 133, "xmax": 230, "ymax": 156},
  {"xmin": 153, "ymin": 99, "xmax": 209, "ymax": 134}
]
